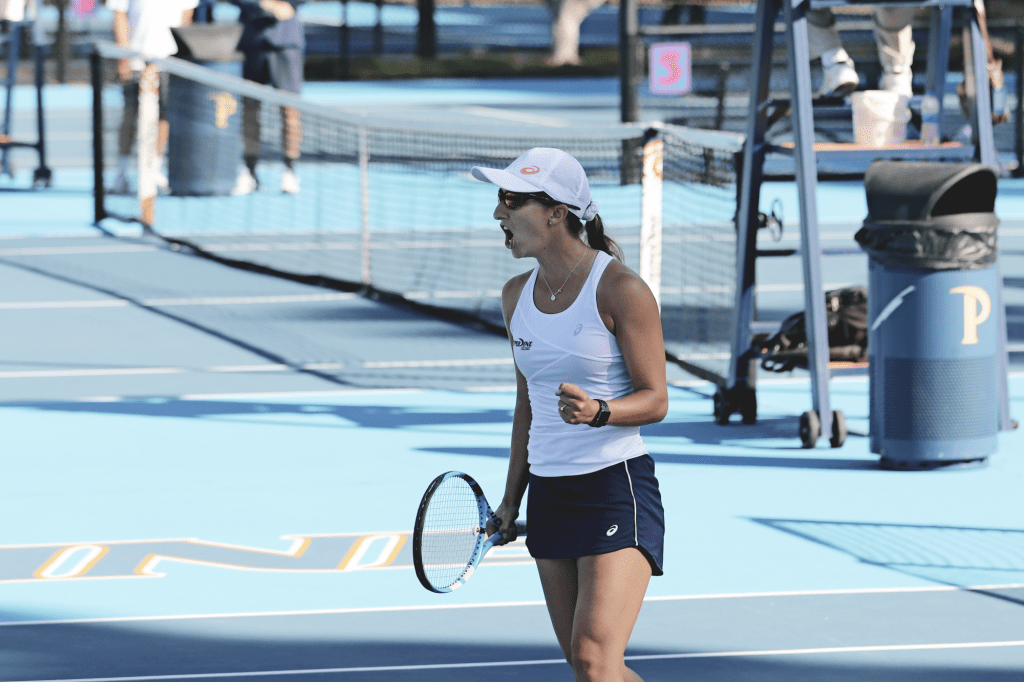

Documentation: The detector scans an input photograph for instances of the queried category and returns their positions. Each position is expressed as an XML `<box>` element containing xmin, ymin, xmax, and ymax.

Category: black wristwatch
<box><xmin>588</xmin><ymin>399</ymin><xmax>610</xmax><ymax>427</ymax></box>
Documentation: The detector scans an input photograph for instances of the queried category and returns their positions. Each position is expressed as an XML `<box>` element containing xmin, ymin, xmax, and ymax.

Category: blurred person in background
<box><xmin>545</xmin><ymin>0</ymin><xmax>606</xmax><ymax>66</ymax></box>
<box><xmin>230</xmin><ymin>0</ymin><xmax>304</xmax><ymax>195</ymax></box>
<box><xmin>109</xmin><ymin>0</ymin><xmax>198</xmax><ymax>194</ymax></box>
<box><xmin>808</xmin><ymin>6</ymin><xmax>916</xmax><ymax>98</ymax></box>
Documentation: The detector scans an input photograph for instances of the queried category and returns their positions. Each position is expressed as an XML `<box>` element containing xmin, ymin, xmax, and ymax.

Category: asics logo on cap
<box><xmin>519</xmin><ymin>166</ymin><xmax>540</xmax><ymax>175</ymax></box>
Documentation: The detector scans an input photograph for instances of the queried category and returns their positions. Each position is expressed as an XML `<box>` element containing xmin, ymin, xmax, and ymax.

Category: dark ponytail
<box><xmin>567</xmin><ymin>213</ymin><xmax>623</xmax><ymax>262</ymax></box>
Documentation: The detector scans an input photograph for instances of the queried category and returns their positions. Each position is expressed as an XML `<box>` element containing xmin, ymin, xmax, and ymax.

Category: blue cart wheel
<box><xmin>799</xmin><ymin>410</ymin><xmax>820</xmax><ymax>449</ymax></box>
<box><xmin>830</xmin><ymin>410</ymin><xmax>847</xmax><ymax>448</ymax></box>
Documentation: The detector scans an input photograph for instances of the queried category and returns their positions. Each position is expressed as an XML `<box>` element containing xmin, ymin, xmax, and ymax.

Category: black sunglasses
<box><xmin>498</xmin><ymin>188</ymin><xmax>580</xmax><ymax>211</ymax></box>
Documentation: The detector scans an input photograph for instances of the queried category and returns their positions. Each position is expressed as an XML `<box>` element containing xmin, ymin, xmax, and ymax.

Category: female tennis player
<box><xmin>472</xmin><ymin>148</ymin><xmax>668</xmax><ymax>682</ymax></box>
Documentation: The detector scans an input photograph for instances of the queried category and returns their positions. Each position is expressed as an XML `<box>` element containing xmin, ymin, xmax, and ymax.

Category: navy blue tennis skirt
<box><xmin>526</xmin><ymin>454</ymin><xmax>664</xmax><ymax>576</ymax></box>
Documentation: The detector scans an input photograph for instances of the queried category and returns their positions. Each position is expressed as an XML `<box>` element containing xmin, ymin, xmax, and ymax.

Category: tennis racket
<box><xmin>412</xmin><ymin>471</ymin><xmax>527</xmax><ymax>593</ymax></box>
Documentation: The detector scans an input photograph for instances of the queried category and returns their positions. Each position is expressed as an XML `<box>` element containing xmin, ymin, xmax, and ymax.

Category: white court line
<box><xmin>359</xmin><ymin>358</ymin><xmax>513</xmax><ymax>369</ymax></box>
<box><xmin>3</xmin><ymin>583</ymin><xmax>1021</xmax><ymax>628</ymax></box>
<box><xmin>0</xmin><ymin>358</ymin><xmax>513</xmax><ymax>380</ymax></box>
<box><xmin>449</xmin><ymin>105</ymin><xmax>570</xmax><ymax>128</ymax></box>
<box><xmin>6</xmin><ymin>640</ymin><xmax>1024</xmax><ymax>681</ymax></box>
<box><xmin>0</xmin><ymin>368</ymin><xmax>188</xmax><ymax>379</ymax></box>
<box><xmin>0</xmin><ymin>294</ymin><xmax>357</xmax><ymax>310</ymax></box>
<box><xmin>0</xmin><ymin>245</ymin><xmax>159</xmax><ymax>256</ymax></box>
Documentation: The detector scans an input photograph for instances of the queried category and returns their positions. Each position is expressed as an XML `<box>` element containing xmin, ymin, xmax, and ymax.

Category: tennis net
<box><xmin>91</xmin><ymin>41</ymin><xmax>742</xmax><ymax>386</ymax></box>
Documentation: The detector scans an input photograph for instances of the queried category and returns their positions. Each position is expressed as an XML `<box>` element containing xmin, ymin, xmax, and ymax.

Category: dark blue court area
<box><xmin>2</xmin><ymin>51</ymin><xmax>1024</xmax><ymax>682</ymax></box>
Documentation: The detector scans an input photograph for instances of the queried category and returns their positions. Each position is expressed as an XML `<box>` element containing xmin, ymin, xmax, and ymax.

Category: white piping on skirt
<box><xmin>624</xmin><ymin>459</ymin><xmax>638</xmax><ymax>547</ymax></box>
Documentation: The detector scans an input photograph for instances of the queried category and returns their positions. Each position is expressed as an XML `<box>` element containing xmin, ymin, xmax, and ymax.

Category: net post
<box><xmin>359</xmin><ymin>125</ymin><xmax>371</xmax><ymax>285</ymax></box>
<box><xmin>91</xmin><ymin>46</ymin><xmax>106</xmax><ymax>226</ymax></box>
<box><xmin>640</xmin><ymin>135</ymin><xmax>664</xmax><ymax>310</ymax></box>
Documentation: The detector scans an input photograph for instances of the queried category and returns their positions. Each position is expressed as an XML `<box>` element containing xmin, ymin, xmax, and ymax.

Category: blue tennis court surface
<box><xmin>3</xmin><ymin>76</ymin><xmax>1024</xmax><ymax>681</ymax></box>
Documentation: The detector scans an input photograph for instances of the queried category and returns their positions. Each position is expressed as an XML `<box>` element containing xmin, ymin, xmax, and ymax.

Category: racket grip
<box><xmin>514</xmin><ymin>520</ymin><xmax>527</xmax><ymax>537</ymax></box>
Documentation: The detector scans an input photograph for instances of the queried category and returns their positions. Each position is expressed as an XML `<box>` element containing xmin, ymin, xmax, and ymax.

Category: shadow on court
<box><xmin>752</xmin><ymin>518</ymin><xmax>1024</xmax><ymax>600</ymax></box>
<box><xmin>6</xmin><ymin>400</ymin><xmax>879</xmax><ymax>465</ymax></box>
<box><xmin>418</xmin><ymin>445</ymin><xmax>881</xmax><ymax>471</ymax></box>
<box><xmin>2</xmin><ymin>609</ymin><xmax>1022</xmax><ymax>682</ymax></box>
<box><xmin>3</xmin><ymin>399</ymin><xmax>514</xmax><ymax>430</ymax></box>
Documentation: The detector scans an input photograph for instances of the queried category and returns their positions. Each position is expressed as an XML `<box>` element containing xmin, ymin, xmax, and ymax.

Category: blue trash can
<box><xmin>166</xmin><ymin>24</ymin><xmax>244</xmax><ymax>196</ymax></box>
<box><xmin>856</xmin><ymin>162</ymin><xmax>1003</xmax><ymax>469</ymax></box>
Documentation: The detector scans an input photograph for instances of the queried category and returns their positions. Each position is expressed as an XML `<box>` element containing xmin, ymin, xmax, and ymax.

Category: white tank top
<box><xmin>510</xmin><ymin>251</ymin><xmax>647</xmax><ymax>477</ymax></box>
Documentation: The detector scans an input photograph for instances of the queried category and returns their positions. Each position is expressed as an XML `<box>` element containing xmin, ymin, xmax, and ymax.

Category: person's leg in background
<box><xmin>280</xmin><ymin>105</ymin><xmax>301</xmax><ymax>194</ymax></box>
<box><xmin>153</xmin><ymin>70</ymin><xmax>171</xmax><ymax>191</ymax></box>
<box><xmin>232</xmin><ymin>96</ymin><xmax>262</xmax><ymax>194</ymax></box>
<box><xmin>807</xmin><ymin>8</ymin><xmax>859</xmax><ymax>98</ymax></box>
<box><xmin>114</xmin><ymin>76</ymin><xmax>139</xmax><ymax>194</ymax></box>
<box><xmin>874</xmin><ymin>7</ymin><xmax>916</xmax><ymax>97</ymax></box>
<box><xmin>273</xmin><ymin>47</ymin><xmax>304</xmax><ymax>194</ymax></box>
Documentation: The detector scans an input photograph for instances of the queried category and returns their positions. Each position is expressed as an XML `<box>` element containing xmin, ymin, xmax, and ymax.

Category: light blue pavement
<box><xmin>2</xmin><ymin>377</ymin><xmax>1022</xmax><ymax>627</ymax></box>
<box><xmin>4</xmin><ymin>68</ymin><xmax>1024</xmax><ymax>682</ymax></box>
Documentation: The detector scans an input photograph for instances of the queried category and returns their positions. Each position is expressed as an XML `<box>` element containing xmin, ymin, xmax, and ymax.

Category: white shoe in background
<box><xmin>231</xmin><ymin>168</ymin><xmax>259</xmax><ymax>196</ymax></box>
<box><xmin>817</xmin><ymin>47</ymin><xmax>859</xmax><ymax>98</ymax></box>
<box><xmin>281</xmin><ymin>168</ymin><xmax>300</xmax><ymax>194</ymax></box>
<box><xmin>880</xmin><ymin>70</ymin><xmax>914</xmax><ymax>98</ymax></box>
<box><xmin>154</xmin><ymin>169</ymin><xmax>169</xmax><ymax>194</ymax></box>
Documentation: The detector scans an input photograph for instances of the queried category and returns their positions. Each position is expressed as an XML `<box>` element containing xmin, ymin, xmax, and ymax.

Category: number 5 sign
<box><xmin>649</xmin><ymin>43</ymin><xmax>692</xmax><ymax>96</ymax></box>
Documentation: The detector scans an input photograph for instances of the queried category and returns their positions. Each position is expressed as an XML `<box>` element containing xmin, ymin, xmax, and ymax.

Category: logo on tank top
<box><xmin>573</xmin><ymin>323</ymin><xmax>583</xmax><ymax>336</ymax></box>
<box><xmin>513</xmin><ymin>338</ymin><xmax>533</xmax><ymax>350</ymax></box>
<box><xmin>606</xmin><ymin>525</ymin><xmax>619</xmax><ymax>536</ymax></box>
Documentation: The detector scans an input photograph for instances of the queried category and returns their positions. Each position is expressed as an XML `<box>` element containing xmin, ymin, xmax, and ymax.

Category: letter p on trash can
<box><xmin>166</xmin><ymin>24</ymin><xmax>245</xmax><ymax>196</ymax></box>
<box><xmin>856</xmin><ymin>161</ymin><xmax>1006</xmax><ymax>470</ymax></box>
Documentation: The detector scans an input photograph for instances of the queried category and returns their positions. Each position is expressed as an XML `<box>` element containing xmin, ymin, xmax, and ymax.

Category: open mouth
<box><xmin>500</xmin><ymin>225</ymin><xmax>514</xmax><ymax>249</ymax></box>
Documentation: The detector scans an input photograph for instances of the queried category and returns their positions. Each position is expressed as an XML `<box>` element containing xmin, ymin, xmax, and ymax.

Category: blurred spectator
<box><xmin>545</xmin><ymin>0</ymin><xmax>606</xmax><ymax>67</ymax></box>
<box><xmin>109</xmin><ymin>0</ymin><xmax>198</xmax><ymax>195</ymax></box>
<box><xmin>809</xmin><ymin>7</ymin><xmax>915</xmax><ymax>98</ymax></box>
<box><xmin>194</xmin><ymin>0</ymin><xmax>215</xmax><ymax>23</ymax></box>
<box><xmin>230</xmin><ymin>0</ymin><xmax>304</xmax><ymax>195</ymax></box>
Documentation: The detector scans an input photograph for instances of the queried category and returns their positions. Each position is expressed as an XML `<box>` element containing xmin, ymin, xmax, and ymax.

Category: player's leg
<box><xmin>535</xmin><ymin>557</ymin><xmax>579</xmax><ymax>664</ymax></box>
<box><xmin>232</xmin><ymin>97</ymin><xmax>262</xmax><ymax>194</ymax></box>
<box><xmin>114</xmin><ymin>77</ymin><xmax>139</xmax><ymax>193</ymax></box>
<box><xmin>280</xmin><ymin>106</ymin><xmax>302</xmax><ymax>193</ymax></box>
<box><xmin>243</xmin><ymin>97</ymin><xmax>262</xmax><ymax>173</ymax></box>
<box><xmin>571</xmin><ymin>547</ymin><xmax>652</xmax><ymax>682</ymax></box>
<box><xmin>272</xmin><ymin>49</ymin><xmax>304</xmax><ymax>194</ymax></box>
<box><xmin>154</xmin><ymin>71</ymin><xmax>170</xmax><ymax>190</ymax></box>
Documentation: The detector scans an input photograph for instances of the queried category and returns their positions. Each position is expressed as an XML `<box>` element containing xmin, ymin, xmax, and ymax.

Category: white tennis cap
<box><xmin>471</xmin><ymin>147</ymin><xmax>599</xmax><ymax>221</ymax></box>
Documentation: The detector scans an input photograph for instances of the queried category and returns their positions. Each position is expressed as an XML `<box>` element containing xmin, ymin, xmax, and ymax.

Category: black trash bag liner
<box><xmin>757</xmin><ymin>287</ymin><xmax>868</xmax><ymax>373</ymax></box>
<box><xmin>855</xmin><ymin>214</ymin><xmax>999</xmax><ymax>271</ymax></box>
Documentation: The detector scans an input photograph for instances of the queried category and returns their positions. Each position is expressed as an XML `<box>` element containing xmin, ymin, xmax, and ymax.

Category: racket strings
<box><xmin>420</xmin><ymin>476</ymin><xmax>485</xmax><ymax>589</ymax></box>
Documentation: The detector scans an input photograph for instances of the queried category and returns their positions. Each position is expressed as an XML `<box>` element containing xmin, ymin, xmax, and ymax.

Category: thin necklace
<box><xmin>541</xmin><ymin>247</ymin><xmax>589</xmax><ymax>302</ymax></box>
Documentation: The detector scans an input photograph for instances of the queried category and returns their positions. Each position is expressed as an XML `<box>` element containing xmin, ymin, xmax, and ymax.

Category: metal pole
<box><xmin>91</xmin><ymin>48</ymin><xmax>106</xmax><ymax>225</ymax></box>
<box><xmin>417</xmin><ymin>0</ymin><xmax>436</xmax><ymax>59</ymax></box>
<box><xmin>374</xmin><ymin>0</ymin><xmax>384</xmax><ymax>55</ymax></box>
<box><xmin>34</xmin><ymin>42</ymin><xmax>50</xmax><ymax>186</ymax></box>
<box><xmin>2</xmin><ymin>20</ymin><xmax>20</xmax><ymax>177</ymax></box>
<box><xmin>56</xmin><ymin>0</ymin><xmax>68</xmax><ymax>84</ymax></box>
<box><xmin>340</xmin><ymin>0</ymin><xmax>350</xmax><ymax>80</ymax></box>
<box><xmin>619</xmin><ymin>0</ymin><xmax>639</xmax><ymax>123</ymax></box>
<box><xmin>728</xmin><ymin>0</ymin><xmax>777</xmax><ymax>400</ymax></box>
<box><xmin>1015</xmin><ymin>20</ymin><xmax>1023</xmax><ymax>177</ymax></box>
<box><xmin>359</xmin><ymin>126</ymin><xmax>371</xmax><ymax>286</ymax></box>
<box><xmin>783</xmin><ymin>0</ymin><xmax>832</xmax><ymax>440</ymax></box>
